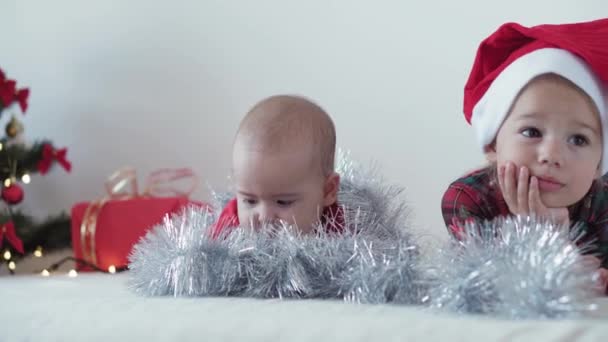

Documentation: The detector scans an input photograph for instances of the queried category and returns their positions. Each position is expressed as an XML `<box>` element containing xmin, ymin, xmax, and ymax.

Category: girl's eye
<box><xmin>569</xmin><ymin>134</ymin><xmax>589</xmax><ymax>147</ymax></box>
<box><xmin>521</xmin><ymin>127</ymin><xmax>541</xmax><ymax>138</ymax></box>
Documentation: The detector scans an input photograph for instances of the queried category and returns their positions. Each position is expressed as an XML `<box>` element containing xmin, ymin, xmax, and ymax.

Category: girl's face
<box><xmin>486</xmin><ymin>75</ymin><xmax>603</xmax><ymax>207</ymax></box>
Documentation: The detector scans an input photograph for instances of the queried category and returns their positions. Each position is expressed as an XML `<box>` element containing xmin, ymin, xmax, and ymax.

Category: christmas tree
<box><xmin>0</xmin><ymin>67</ymin><xmax>72</xmax><ymax>274</ymax></box>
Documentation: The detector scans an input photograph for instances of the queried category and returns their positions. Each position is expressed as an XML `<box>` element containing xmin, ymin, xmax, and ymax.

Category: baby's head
<box><xmin>232</xmin><ymin>95</ymin><xmax>340</xmax><ymax>233</ymax></box>
<box><xmin>464</xmin><ymin>19</ymin><xmax>608</xmax><ymax>207</ymax></box>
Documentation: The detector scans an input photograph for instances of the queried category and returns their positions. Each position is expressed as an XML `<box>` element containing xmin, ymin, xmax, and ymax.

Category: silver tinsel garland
<box><xmin>128</xmin><ymin>151</ymin><xmax>604</xmax><ymax>319</ymax></box>
<box><xmin>129</xmin><ymin>151</ymin><xmax>424</xmax><ymax>304</ymax></box>
<box><xmin>424</xmin><ymin>216</ymin><xmax>603</xmax><ymax>319</ymax></box>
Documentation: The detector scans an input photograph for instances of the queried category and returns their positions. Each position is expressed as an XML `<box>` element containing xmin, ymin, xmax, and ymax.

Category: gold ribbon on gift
<box><xmin>79</xmin><ymin>167</ymin><xmax>199</xmax><ymax>267</ymax></box>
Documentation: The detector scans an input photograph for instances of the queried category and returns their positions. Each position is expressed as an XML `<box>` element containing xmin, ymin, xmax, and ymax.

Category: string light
<box><xmin>3</xmin><ymin>250</ymin><xmax>11</xmax><ymax>260</ymax></box>
<box><xmin>8</xmin><ymin>261</ymin><xmax>16</xmax><ymax>270</ymax></box>
<box><xmin>39</xmin><ymin>256</ymin><xmax>128</xmax><ymax>277</ymax></box>
<box><xmin>3</xmin><ymin>178</ymin><xmax>10</xmax><ymax>187</ymax></box>
<box><xmin>21</xmin><ymin>174</ymin><xmax>31</xmax><ymax>184</ymax></box>
<box><xmin>41</xmin><ymin>269</ymin><xmax>50</xmax><ymax>277</ymax></box>
<box><xmin>34</xmin><ymin>246</ymin><xmax>43</xmax><ymax>258</ymax></box>
<box><xmin>0</xmin><ymin>142</ymin><xmax>3</xmax><ymax>151</ymax></box>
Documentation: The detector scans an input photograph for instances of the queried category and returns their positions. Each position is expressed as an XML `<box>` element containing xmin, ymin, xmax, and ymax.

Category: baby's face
<box><xmin>488</xmin><ymin>76</ymin><xmax>602</xmax><ymax>207</ymax></box>
<box><xmin>232</xmin><ymin>144</ymin><xmax>332</xmax><ymax>233</ymax></box>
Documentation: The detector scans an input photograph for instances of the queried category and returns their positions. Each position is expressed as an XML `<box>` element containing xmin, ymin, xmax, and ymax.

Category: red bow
<box><xmin>0</xmin><ymin>79</ymin><xmax>29</xmax><ymax>113</ymax></box>
<box><xmin>38</xmin><ymin>143</ymin><xmax>72</xmax><ymax>175</ymax></box>
<box><xmin>14</xmin><ymin>87</ymin><xmax>29</xmax><ymax>113</ymax></box>
<box><xmin>0</xmin><ymin>80</ymin><xmax>16</xmax><ymax>108</ymax></box>
<box><xmin>0</xmin><ymin>221</ymin><xmax>24</xmax><ymax>254</ymax></box>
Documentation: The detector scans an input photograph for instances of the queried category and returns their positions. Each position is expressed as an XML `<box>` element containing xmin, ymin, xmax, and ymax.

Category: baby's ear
<box><xmin>323</xmin><ymin>172</ymin><xmax>340</xmax><ymax>207</ymax></box>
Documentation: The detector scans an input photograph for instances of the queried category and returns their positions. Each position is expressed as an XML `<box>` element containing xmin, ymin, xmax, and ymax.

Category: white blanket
<box><xmin>1</xmin><ymin>273</ymin><xmax>607</xmax><ymax>342</ymax></box>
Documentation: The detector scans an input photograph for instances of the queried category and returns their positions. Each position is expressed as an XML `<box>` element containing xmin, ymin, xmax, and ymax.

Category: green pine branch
<box><xmin>0</xmin><ymin>140</ymin><xmax>53</xmax><ymax>180</ymax></box>
<box><xmin>2</xmin><ymin>211</ymin><xmax>71</xmax><ymax>256</ymax></box>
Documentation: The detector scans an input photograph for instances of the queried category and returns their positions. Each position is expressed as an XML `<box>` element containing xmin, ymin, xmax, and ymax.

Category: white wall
<box><xmin>1</xmin><ymin>0</ymin><xmax>605</xmax><ymax>242</ymax></box>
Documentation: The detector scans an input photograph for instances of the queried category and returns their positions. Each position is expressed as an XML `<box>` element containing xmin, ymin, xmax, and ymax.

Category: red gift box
<box><xmin>71</xmin><ymin>197</ymin><xmax>202</xmax><ymax>271</ymax></box>
<box><xmin>71</xmin><ymin>168</ymin><xmax>205</xmax><ymax>271</ymax></box>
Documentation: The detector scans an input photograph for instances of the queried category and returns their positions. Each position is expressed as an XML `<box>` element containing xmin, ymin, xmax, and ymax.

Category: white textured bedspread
<box><xmin>1</xmin><ymin>273</ymin><xmax>607</xmax><ymax>342</ymax></box>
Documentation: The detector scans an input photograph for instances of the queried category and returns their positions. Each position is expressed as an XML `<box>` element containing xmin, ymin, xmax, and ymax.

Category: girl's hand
<box><xmin>498</xmin><ymin>162</ymin><xmax>569</xmax><ymax>226</ymax></box>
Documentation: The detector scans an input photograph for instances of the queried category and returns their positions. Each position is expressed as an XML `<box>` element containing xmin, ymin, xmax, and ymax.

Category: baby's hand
<box><xmin>498</xmin><ymin>162</ymin><xmax>569</xmax><ymax>226</ymax></box>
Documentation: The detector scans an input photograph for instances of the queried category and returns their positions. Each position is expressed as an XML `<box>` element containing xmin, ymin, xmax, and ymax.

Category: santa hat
<box><xmin>464</xmin><ymin>18</ymin><xmax>608</xmax><ymax>173</ymax></box>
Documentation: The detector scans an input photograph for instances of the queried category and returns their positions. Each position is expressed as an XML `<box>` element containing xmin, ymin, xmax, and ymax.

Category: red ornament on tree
<box><xmin>2</xmin><ymin>183</ymin><xmax>24</xmax><ymax>205</ymax></box>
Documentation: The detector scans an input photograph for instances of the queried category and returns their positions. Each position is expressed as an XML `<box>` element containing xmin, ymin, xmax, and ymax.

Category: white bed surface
<box><xmin>1</xmin><ymin>273</ymin><xmax>607</xmax><ymax>342</ymax></box>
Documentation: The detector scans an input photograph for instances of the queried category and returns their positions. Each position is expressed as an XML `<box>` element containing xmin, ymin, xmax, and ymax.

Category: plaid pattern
<box><xmin>442</xmin><ymin>167</ymin><xmax>608</xmax><ymax>269</ymax></box>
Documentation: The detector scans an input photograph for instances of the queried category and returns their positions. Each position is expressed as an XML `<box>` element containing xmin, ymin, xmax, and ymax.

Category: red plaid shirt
<box><xmin>212</xmin><ymin>198</ymin><xmax>345</xmax><ymax>238</ymax></box>
<box><xmin>442</xmin><ymin>167</ymin><xmax>608</xmax><ymax>270</ymax></box>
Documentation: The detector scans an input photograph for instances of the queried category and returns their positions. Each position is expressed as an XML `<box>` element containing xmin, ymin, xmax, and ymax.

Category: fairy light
<box><xmin>34</xmin><ymin>246</ymin><xmax>43</xmax><ymax>257</ymax></box>
<box><xmin>68</xmin><ymin>269</ymin><xmax>78</xmax><ymax>278</ymax></box>
<box><xmin>3</xmin><ymin>250</ymin><xmax>11</xmax><ymax>260</ymax></box>
<box><xmin>108</xmin><ymin>265</ymin><xmax>116</xmax><ymax>274</ymax></box>
<box><xmin>21</xmin><ymin>174</ymin><xmax>31</xmax><ymax>184</ymax></box>
<box><xmin>8</xmin><ymin>261</ymin><xmax>16</xmax><ymax>270</ymax></box>
<box><xmin>41</xmin><ymin>269</ymin><xmax>50</xmax><ymax>277</ymax></box>
<box><xmin>3</xmin><ymin>178</ymin><xmax>10</xmax><ymax>187</ymax></box>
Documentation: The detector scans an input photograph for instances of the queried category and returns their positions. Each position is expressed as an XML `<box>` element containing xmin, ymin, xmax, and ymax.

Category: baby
<box><xmin>213</xmin><ymin>95</ymin><xmax>342</xmax><ymax>236</ymax></box>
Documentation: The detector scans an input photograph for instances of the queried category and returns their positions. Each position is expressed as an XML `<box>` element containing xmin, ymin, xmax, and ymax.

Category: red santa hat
<box><xmin>464</xmin><ymin>18</ymin><xmax>608</xmax><ymax>173</ymax></box>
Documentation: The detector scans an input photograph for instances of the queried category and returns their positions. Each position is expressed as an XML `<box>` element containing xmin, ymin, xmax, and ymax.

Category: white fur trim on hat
<box><xmin>471</xmin><ymin>48</ymin><xmax>608</xmax><ymax>174</ymax></box>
